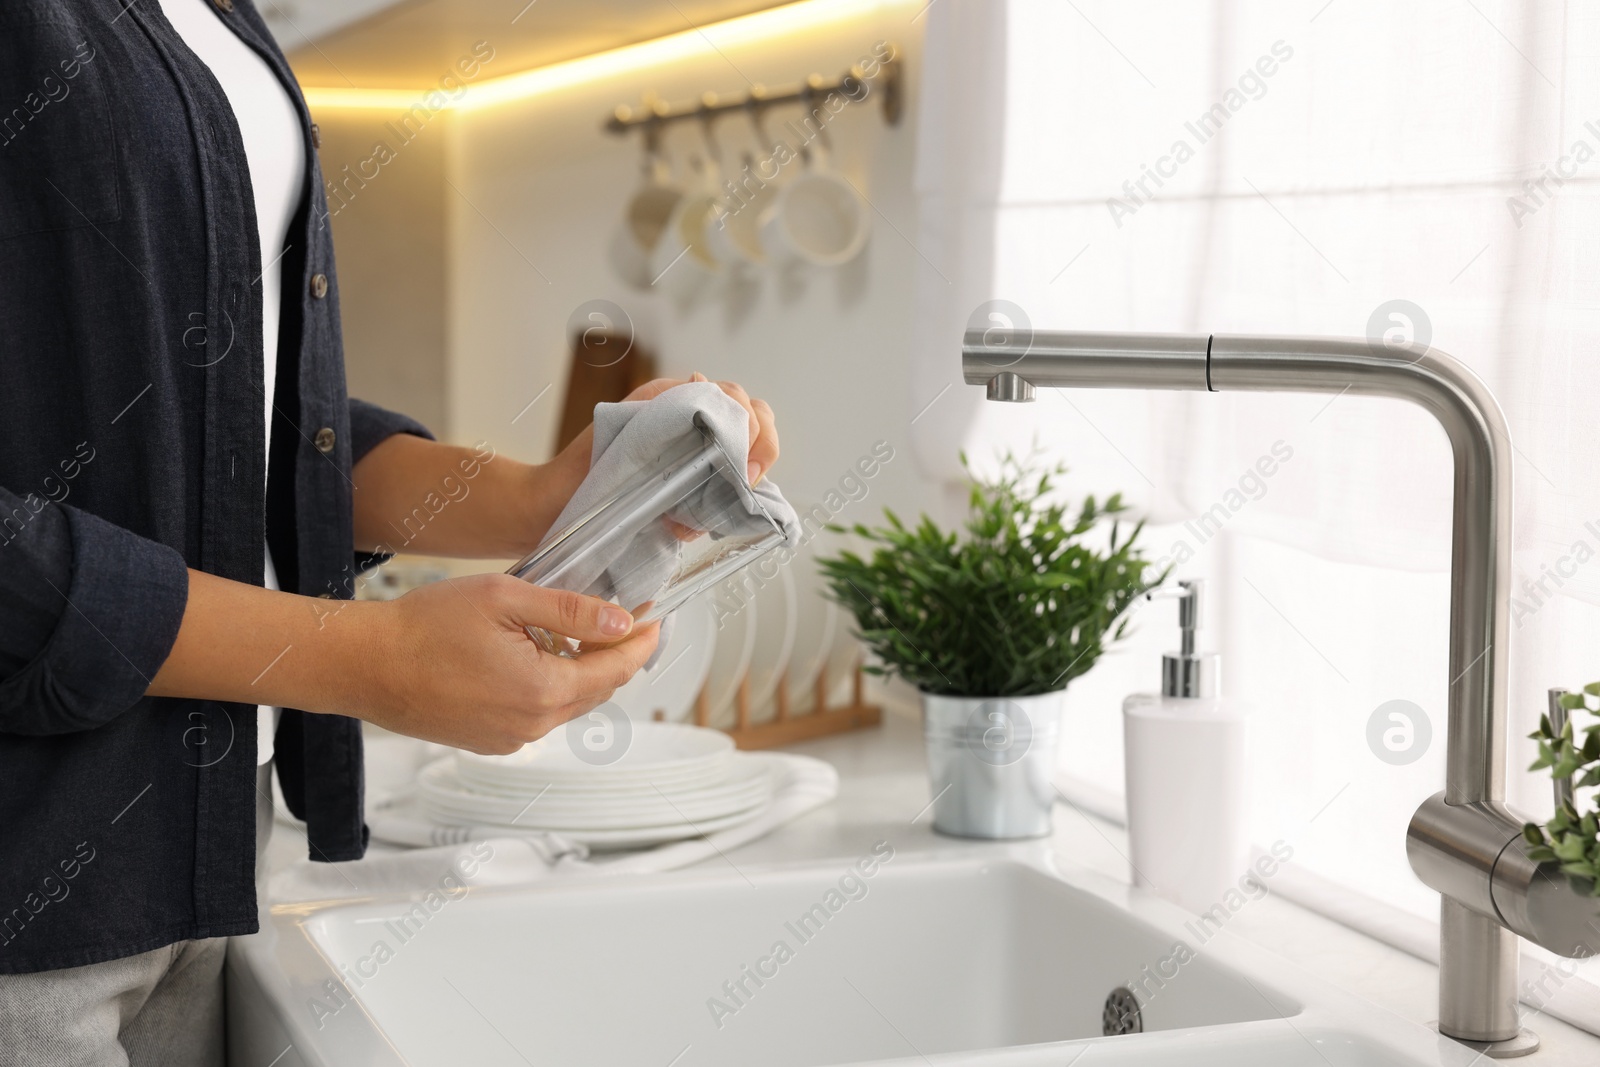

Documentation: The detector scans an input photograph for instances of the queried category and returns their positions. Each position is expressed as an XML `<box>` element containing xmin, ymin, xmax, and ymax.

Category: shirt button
<box><xmin>314</xmin><ymin>427</ymin><xmax>336</xmax><ymax>454</ymax></box>
<box><xmin>310</xmin><ymin>273</ymin><xmax>329</xmax><ymax>299</ymax></box>
<box><xmin>317</xmin><ymin>592</ymin><xmax>336</xmax><ymax>600</ymax></box>
<box><xmin>310</xmin><ymin>123</ymin><xmax>322</xmax><ymax>150</ymax></box>
<box><xmin>212</xmin><ymin>0</ymin><xmax>234</xmax><ymax>10</ymax></box>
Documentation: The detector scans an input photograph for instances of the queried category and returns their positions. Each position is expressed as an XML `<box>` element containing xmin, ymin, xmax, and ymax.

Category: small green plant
<box><xmin>817</xmin><ymin>450</ymin><xmax>1164</xmax><ymax>698</ymax></box>
<box><xmin>1522</xmin><ymin>683</ymin><xmax>1600</xmax><ymax>895</ymax></box>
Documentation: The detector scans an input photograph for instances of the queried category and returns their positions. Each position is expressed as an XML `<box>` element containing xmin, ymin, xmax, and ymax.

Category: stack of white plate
<box><xmin>416</xmin><ymin>723</ymin><xmax>773</xmax><ymax>850</ymax></box>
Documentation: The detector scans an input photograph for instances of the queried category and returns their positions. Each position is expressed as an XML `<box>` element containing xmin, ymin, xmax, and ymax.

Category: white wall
<box><xmin>263</xmin><ymin>0</ymin><xmax>405</xmax><ymax>49</ymax></box>
<box><xmin>444</xmin><ymin>3</ymin><xmax>926</xmax><ymax>489</ymax></box>
<box><xmin>319</xmin><ymin>110</ymin><xmax>451</xmax><ymax>436</ymax></box>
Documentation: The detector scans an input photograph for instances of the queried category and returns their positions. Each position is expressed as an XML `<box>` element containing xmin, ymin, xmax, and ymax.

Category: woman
<box><xmin>0</xmin><ymin>1</ymin><xmax>779</xmax><ymax>1062</ymax></box>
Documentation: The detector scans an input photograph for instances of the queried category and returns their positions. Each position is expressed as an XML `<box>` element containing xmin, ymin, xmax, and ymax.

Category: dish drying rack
<box><xmin>672</xmin><ymin>656</ymin><xmax>880</xmax><ymax>750</ymax></box>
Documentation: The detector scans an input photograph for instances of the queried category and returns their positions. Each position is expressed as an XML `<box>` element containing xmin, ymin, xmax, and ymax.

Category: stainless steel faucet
<box><xmin>962</xmin><ymin>330</ymin><xmax>1600</xmax><ymax>1057</ymax></box>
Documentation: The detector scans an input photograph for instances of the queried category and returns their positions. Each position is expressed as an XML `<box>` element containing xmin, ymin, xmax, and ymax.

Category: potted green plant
<box><xmin>1522</xmin><ymin>684</ymin><xmax>1600</xmax><ymax>896</ymax></box>
<box><xmin>819</xmin><ymin>450</ymin><xmax>1163</xmax><ymax>839</ymax></box>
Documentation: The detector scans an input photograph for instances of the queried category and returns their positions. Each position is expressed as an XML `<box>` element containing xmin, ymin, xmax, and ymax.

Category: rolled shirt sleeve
<box><xmin>0</xmin><ymin>489</ymin><xmax>189</xmax><ymax>735</ymax></box>
<box><xmin>347</xmin><ymin>397</ymin><xmax>433</xmax><ymax>465</ymax></box>
<box><xmin>347</xmin><ymin>398</ymin><xmax>435</xmax><ymax>573</ymax></box>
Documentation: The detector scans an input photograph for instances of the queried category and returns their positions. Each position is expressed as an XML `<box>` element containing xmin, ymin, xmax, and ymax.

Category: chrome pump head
<box><xmin>1147</xmin><ymin>579</ymin><xmax>1218</xmax><ymax>700</ymax></box>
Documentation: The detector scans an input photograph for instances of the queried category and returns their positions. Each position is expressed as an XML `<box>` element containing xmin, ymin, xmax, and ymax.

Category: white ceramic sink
<box><xmin>229</xmin><ymin>847</ymin><xmax>1482</xmax><ymax>1066</ymax></box>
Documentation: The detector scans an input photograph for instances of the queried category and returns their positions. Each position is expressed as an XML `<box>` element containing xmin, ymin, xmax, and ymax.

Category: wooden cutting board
<box><xmin>553</xmin><ymin>328</ymin><xmax>657</xmax><ymax>452</ymax></box>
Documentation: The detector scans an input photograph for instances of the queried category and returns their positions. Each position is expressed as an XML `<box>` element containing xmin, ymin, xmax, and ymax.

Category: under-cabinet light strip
<box><xmin>300</xmin><ymin>0</ymin><xmax>916</xmax><ymax>114</ymax></box>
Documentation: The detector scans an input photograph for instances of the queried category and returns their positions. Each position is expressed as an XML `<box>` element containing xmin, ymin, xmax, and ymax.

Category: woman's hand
<box><xmin>624</xmin><ymin>372</ymin><xmax>781</xmax><ymax>485</ymax></box>
<box><xmin>149</xmin><ymin>570</ymin><xmax>660</xmax><ymax>756</ymax></box>
<box><xmin>367</xmin><ymin>575</ymin><xmax>660</xmax><ymax>754</ymax></box>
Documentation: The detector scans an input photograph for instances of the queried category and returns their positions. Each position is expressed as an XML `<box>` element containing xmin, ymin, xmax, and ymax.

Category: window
<box><xmin>910</xmin><ymin>0</ymin><xmax>1600</xmax><ymax>1014</ymax></box>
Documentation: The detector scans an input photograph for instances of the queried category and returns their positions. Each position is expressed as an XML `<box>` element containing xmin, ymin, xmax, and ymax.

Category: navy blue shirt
<box><xmin>0</xmin><ymin>0</ymin><xmax>426</xmax><ymax>972</ymax></box>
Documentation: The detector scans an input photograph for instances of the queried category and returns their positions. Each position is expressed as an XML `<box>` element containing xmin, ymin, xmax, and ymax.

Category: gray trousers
<box><xmin>0</xmin><ymin>763</ymin><xmax>275</xmax><ymax>1067</ymax></box>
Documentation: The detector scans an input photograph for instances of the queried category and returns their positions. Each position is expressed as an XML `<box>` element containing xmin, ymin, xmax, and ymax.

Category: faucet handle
<box><xmin>1548</xmin><ymin>688</ymin><xmax>1577</xmax><ymax>812</ymax></box>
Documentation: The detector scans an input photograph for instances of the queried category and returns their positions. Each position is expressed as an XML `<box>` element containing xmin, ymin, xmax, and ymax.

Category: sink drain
<box><xmin>1102</xmin><ymin>987</ymin><xmax>1143</xmax><ymax>1036</ymax></box>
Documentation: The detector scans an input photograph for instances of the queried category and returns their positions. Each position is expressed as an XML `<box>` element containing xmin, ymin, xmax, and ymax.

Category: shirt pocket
<box><xmin>0</xmin><ymin>23</ymin><xmax>120</xmax><ymax>241</ymax></box>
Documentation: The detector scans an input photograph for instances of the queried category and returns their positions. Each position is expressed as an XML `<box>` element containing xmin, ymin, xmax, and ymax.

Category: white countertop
<box><xmin>262</xmin><ymin>704</ymin><xmax>1600</xmax><ymax>1063</ymax></box>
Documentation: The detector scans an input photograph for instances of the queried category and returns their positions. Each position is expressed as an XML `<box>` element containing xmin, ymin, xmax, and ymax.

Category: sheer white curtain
<box><xmin>911</xmin><ymin>0</ymin><xmax>1600</xmax><ymax>934</ymax></box>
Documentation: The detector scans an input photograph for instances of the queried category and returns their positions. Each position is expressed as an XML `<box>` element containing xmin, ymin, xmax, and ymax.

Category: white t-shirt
<box><xmin>161</xmin><ymin>0</ymin><xmax>306</xmax><ymax>765</ymax></box>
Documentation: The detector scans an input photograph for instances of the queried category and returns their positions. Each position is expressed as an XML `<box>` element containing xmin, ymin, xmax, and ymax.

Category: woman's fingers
<box><xmin>549</xmin><ymin>623</ymin><xmax>661</xmax><ymax>704</ymax></box>
<box><xmin>713</xmin><ymin>379</ymin><xmax>775</xmax><ymax>483</ymax></box>
<box><xmin>747</xmin><ymin>397</ymin><xmax>779</xmax><ymax>484</ymax></box>
<box><xmin>621</xmin><ymin>375</ymin><xmax>780</xmax><ymax>484</ymax></box>
<box><xmin>712</xmin><ymin>379</ymin><xmax>759</xmax><ymax>443</ymax></box>
<box><xmin>368</xmin><ymin>575</ymin><xmax>667</xmax><ymax>754</ymax></box>
<box><xmin>496</xmin><ymin>579</ymin><xmax>636</xmax><ymax>642</ymax></box>
<box><xmin>624</xmin><ymin>377</ymin><xmax>684</xmax><ymax>402</ymax></box>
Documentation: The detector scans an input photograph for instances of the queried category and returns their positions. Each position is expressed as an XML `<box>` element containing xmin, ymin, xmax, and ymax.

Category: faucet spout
<box><xmin>962</xmin><ymin>329</ymin><xmax>1211</xmax><ymax>392</ymax></box>
<box><xmin>965</xmin><ymin>329</ymin><xmax>1510</xmax><ymax>803</ymax></box>
<box><xmin>1206</xmin><ymin>335</ymin><xmax>1513</xmax><ymax>809</ymax></box>
<box><xmin>960</xmin><ymin>327</ymin><xmax>1583</xmax><ymax>1055</ymax></box>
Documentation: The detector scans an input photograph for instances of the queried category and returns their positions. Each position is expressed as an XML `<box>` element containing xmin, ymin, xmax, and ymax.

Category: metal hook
<box><xmin>744</xmin><ymin>83</ymin><xmax>778</xmax><ymax>155</ymax></box>
<box><xmin>641</xmin><ymin>119</ymin><xmax>664</xmax><ymax>180</ymax></box>
<box><xmin>799</xmin><ymin>73</ymin><xmax>834</xmax><ymax>163</ymax></box>
<box><xmin>619</xmin><ymin>97</ymin><xmax>671</xmax><ymax>184</ymax></box>
<box><xmin>697</xmin><ymin>92</ymin><xmax>724</xmax><ymax>167</ymax></box>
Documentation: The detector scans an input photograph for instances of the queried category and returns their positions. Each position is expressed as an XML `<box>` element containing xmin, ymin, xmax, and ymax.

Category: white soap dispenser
<box><xmin>1122</xmin><ymin>579</ymin><xmax>1249</xmax><ymax>914</ymax></box>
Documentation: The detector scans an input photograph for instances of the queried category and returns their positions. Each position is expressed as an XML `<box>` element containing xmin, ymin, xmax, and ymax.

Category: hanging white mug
<box><xmin>759</xmin><ymin>138</ymin><xmax>869</xmax><ymax>268</ymax></box>
<box><xmin>649</xmin><ymin>155</ymin><xmax>726</xmax><ymax>297</ymax></box>
<box><xmin>705</xmin><ymin>141</ymin><xmax>773</xmax><ymax>273</ymax></box>
<box><xmin>609</xmin><ymin>148</ymin><xmax>683</xmax><ymax>290</ymax></box>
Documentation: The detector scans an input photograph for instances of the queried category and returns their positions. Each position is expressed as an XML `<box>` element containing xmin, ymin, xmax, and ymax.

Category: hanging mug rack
<box><xmin>603</xmin><ymin>44</ymin><xmax>900</xmax><ymax>284</ymax></box>
<box><xmin>602</xmin><ymin>45</ymin><xmax>903</xmax><ymax>139</ymax></box>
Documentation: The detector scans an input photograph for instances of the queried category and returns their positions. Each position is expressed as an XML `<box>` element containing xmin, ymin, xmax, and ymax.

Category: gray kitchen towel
<box><xmin>534</xmin><ymin>381</ymin><xmax>800</xmax><ymax>622</ymax></box>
